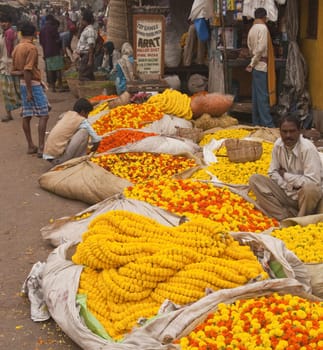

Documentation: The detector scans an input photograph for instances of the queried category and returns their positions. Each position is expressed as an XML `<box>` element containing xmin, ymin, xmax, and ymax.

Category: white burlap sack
<box><xmin>39</xmin><ymin>156</ymin><xmax>132</xmax><ymax>205</ymax></box>
<box><xmin>41</xmin><ymin>195</ymin><xmax>182</xmax><ymax>247</ymax></box>
<box><xmin>164</xmin><ymin>75</ymin><xmax>181</xmax><ymax>90</ymax></box>
<box><xmin>42</xmin><ymin>243</ymin><xmax>314</xmax><ymax>350</ymax></box>
<box><xmin>107</xmin><ymin>135</ymin><xmax>201</xmax><ymax>155</ymax></box>
<box><xmin>231</xmin><ymin>232</ymin><xmax>312</xmax><ymax>293</ymax></box>
<box><xmin>142</xmin><ymin>114</ymin><xmax>193</xmax><ymax>135</ymax></box>
<box><xmin>188</xmin><ymin>74</ymin><xmax>208</xmax><ymax>94</ymax></box>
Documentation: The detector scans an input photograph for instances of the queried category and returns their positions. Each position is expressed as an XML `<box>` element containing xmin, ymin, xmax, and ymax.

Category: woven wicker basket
<box><xmin>175</xmin><ymin>127</ymin><xmax>204</xmax><ymax>143</ymax></box>
<box><xmin>66</xmin><ymin>78</ymin><xmax>79</xmax><ymax>98</ymax></box>
<box><xmin>225</xmin><ymin>138</ymin><xmax>263</xmax><ymax>163</ymax></box>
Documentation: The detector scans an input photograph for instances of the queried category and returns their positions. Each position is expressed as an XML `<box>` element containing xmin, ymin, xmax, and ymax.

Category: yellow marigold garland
<box><xmin>123</xmin><ymin>178</ymin><xmax>278</xmax><ymax>231</ymax></box>
<box><xmin>73</xmin><ymin>210</ymin><xmax>268</xmax><ymax>339</ymax></box>
<box><xmin>271</xmin><ymin>222</ymin><xmax>323</xmax><ymax>263</ymax></box>
<box><xmin>147</xmin><ymin>89</ymin><xmax>193</xmax><ymax>120</ymax></box>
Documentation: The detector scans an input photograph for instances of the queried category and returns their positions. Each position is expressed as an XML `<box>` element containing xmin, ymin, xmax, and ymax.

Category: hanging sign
<box><xmin>133</xmin><ymin>14</ymin><xmax>165</xmax><ymax>79</ymax></box>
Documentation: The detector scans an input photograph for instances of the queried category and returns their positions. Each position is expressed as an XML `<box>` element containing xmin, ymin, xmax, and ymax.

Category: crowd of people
<box><xmin>0</xmin><ymin>4</ymin><xmax>135</xmax><ymax>154</ymax></box>
<box><xmin>0</xmin><ymin>5</ymin><xmax>322</xmax><ymax>221</ymax></box>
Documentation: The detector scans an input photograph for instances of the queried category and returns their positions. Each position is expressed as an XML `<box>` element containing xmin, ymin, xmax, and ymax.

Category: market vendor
<box><xmin>43</xmin><ymin>98</ymin><xmax>102</xmax><ymax>166</ymax></box>
<box><xmin>249</xmin><ymin>114</ymin><xmax>323</xmax><ymax>221</ymax></box>
<box><xmin>115</xmin><ymin>42</ymin><xmax>134</xmax><ymax>95</ymax></box>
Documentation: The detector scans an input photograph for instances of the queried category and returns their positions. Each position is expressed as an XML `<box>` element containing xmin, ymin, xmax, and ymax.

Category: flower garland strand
<box><xmin>73</xmin><ymin>210</ymin><xmax>268</xmax><ymax>339</ymax></box>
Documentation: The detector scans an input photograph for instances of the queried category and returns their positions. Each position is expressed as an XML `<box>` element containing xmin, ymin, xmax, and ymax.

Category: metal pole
<box><xmin>220</xmin><ymin>3</ymin><xmax>228</xmax><ymax>94</ymax></box>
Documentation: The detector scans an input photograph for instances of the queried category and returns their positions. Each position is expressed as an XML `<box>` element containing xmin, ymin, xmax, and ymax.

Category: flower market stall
<box><xmin>29</xmin><ymin>86</ymin><xmax>323</xmax><ymax>349</ymax></box>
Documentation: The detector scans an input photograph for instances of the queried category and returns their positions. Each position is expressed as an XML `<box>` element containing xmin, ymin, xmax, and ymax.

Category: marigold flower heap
<box><xmin>97</xmin><ymin>130</ymin><xmax>157</xmax><ymax>153</ymax></box>
<box><xmin>195</xmin><ymin>128</ymin><xmax>273</xmax><ymax>184</ymax></box>
<box><xmin>193</xmin><ymin>141</ymin><xmax>273</xmax><ymax>184</ymax></box>
<box><xmin>91</xmin><ymin>153</ymin><xmax>197</xmax><ymax>183</ymax></box>
<box><xmin>199</xmin><ymin>128</ymin><xmax>251</xmax><ymax>146</ymax></box>
<box><xmin>175</xmin><ymin>292</ymin><xmax>323</xmax><ymax>350</ymax></box>
<box><xmin>271</xmin><ymin>222</ymin><xmax>323</xmax><ymax>263</ymax></box>
<box><xmin>72</xmin><ymin>210</ymin><xmax>268</xmax><ymax>340</ymax></box>
<box><xmin>147</xmin><ymin>88</ymin><xmax>193</xmax><ymax>120</ymax></box>
<box><xmin>92</xmin><ymin>103</ymin><xmax>163</xmax><ymax>135</ymax></box>
<box><xmin>124</xmin><ymin>179</ymin><xmax>278</xmax><ymax>232</ymax></box>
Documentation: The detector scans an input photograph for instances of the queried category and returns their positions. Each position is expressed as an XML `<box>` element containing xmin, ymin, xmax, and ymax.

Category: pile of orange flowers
<box><xmin>92</xmin><ymin>103</ymin><xmax>163</xmax><ymax>135</ymax></box>
<box><xmin>124</xmin><ymin>178</ymin><xmax>278</xmax><ymax>231</ymax></box>
<box><xmin>175</xmin><ymin>293</ymin><xmax>323</xmax><ymax>350</ymax></box>
<box><xmin>97</xmin><ymin>130</ymin><xmax>157</xmax><ymax>153</ymax></box>
<box><xmin>91</xmin><ymin>153</ymin><xmax>197</xmax><ymax>183</ymax></box>
<box><xmin>88</xmin><ymin>94</ymin><xmax>117</xmax><ymax>103</ymax></box>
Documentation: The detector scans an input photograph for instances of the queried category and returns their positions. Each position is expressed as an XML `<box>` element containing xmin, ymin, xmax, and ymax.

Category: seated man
<box><xmin>43</xmin><ymin>98</ymin><xmax>101</xmax><ymax>165</ymax></box>
<box><xmin>249</xmin><ymin>114</ymin><xmax>323</xmax><ymax>221</ymax></box>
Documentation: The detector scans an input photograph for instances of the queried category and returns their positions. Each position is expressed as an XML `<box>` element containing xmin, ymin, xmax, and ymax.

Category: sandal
<box><xmin>37</xmin><ymin>152</ymin><xmax>43</xmax><ymax>158</ymax></box>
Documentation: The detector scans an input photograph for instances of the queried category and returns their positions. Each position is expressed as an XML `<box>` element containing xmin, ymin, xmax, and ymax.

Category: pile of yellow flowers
<box><xmin>72</xmin><ymin>210</ymin><xmax>268</xmax><ymax>339</ymax></box>
<box><xmin>175</xmin><ymin>293</ymin><xmax>323</xmax><ymax>350</ymax></box>
<box><xmin>271</xmin><ymin>223</ymin><xmax>323</xmax><ymax>263</ymax></box>
<box><xmin>199</xmin><ymin>128</ymin><xmax>251</xmax><ymax>146</ymax></box>
<box><xmin>88</xmin><ymin>101</ymin><xmax>109</xmax><ymax>117</ymax></box>
<box><xmin>92</xmin><ymin>103</ymin><xmax>163</xmax><ymax>135</ymax></box>
<box><xmin>147</xmin><ymin>89</ymin><xmax>193</xmax><ymax>120</ymax></box>
<box><xmin>124</xmin><ymin>179</ymin><xmax>278</xmax><ymax>232</ymax></box>
<box><xmin>91</xmin><ymin>152</ymin><xmax>197</xmax><ymax>183</ymax></box>
<box><xmin>193</xmin><ymin>141</ymin><xmax>273</xmax><ymax>184</ymax></box>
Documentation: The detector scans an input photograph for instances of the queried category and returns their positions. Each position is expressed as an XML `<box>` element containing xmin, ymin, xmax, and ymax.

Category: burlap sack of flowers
<box><xmin>224</xmin><ymin>138</ymin><xmax>263</xmax><ymax>163</ymax></box>
<box><xmin>193</xmin><ymin>113</ymin><xmax>238</xmax><ymax>131</ymax></box>
<box><xmin>39</xmin><ymin>156</ymin><xmax>132</xmax><ymax>205</ymax></box>
<box><xmin>247</xmin><ymin>127</ymin><xmax>281</xmax><ymax>143</ymax></box>
<box><xmin>41</xmin><ymin>243</ymin><xmax>316</xmax><ymax>350</ymax></box>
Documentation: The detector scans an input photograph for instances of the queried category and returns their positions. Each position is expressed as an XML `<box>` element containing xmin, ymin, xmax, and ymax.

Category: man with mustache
<box><xmin>249</xmin><ymin>114</ymin><xmax>323</xmax><ymax>221</ymax></box>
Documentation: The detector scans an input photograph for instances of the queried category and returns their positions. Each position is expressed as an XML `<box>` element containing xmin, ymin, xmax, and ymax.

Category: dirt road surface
<box><xmin>0</xmin><ymin>82</ymin><xmax>86</xmax><ymax>348</ymax></box>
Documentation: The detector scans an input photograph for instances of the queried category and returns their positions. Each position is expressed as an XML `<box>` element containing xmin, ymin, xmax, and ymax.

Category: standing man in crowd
<box><xmin>0</xmin><ymin>14</ymin><xmax>21</xmax><ymax>122</ymax></box>
<box><xmin>75</xmin><ymin>9</ymin><xmax>97</xmax><ymax>81</ymax></box>
<box><xmin>39</xmin><ymin>14</ymin><xmax>65</xmax><ymax>93</ymax></box>
<box><xmin>249</xmin><ymin>114</ymin><xmax>323</xmax><ymax>221</ymax></box>
<box><xmin>246</xmin><ymin>7</ymin><xmax>275</xmax><ymax>128</ymax></box>
<box><xmin>11</xmin><ymin>21</ymin><xmax>49</xmax><ymax>157</ymax></box>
